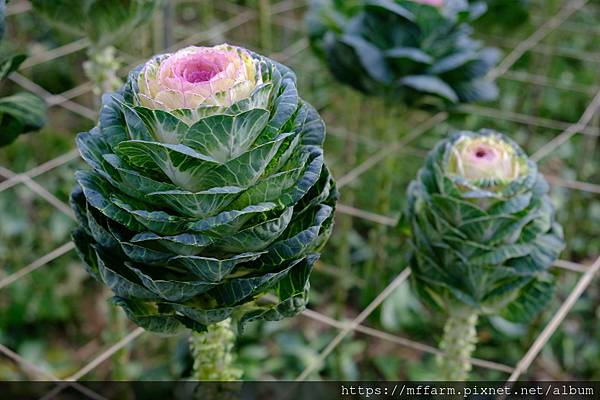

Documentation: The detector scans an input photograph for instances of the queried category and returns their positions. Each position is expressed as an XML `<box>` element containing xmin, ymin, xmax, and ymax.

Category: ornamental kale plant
<box><xmin>0</xmin><ymin>0</ymin><xmax>47</xmax><ymax>146</ymax></box>
<box><xmin>307</xmin><ymin>0</ymin><xmax>500</xmax><ymax>105</ymax></box>
<box><xmin>70</xmin><ymin>43</ymin><xmax>337</xmax><ymax>345</ymax></box>
<box><xmin>406</xmin><ymin>130</ymin><xmax>564</xmax><ymax>380</ymax></box>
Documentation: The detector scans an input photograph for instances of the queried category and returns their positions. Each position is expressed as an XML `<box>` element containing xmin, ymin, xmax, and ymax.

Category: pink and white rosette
<box><xmin>136</xmin><ymin>44</ymin><xmax>261</xmax><ymax>111</ymax></box>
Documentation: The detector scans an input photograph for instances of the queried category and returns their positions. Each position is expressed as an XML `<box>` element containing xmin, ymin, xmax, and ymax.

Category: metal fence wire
<box><xmin>0</xmin><ymin>0</ymin><xmax>599</xmax><ymax>396</ymax></box>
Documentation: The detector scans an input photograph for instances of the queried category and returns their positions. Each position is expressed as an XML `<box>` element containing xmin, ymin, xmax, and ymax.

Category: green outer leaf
<box><xmin>133</xmin><ymin>106</ymin><xmax>188</xmax><ymax>144</ymax></box>
<box><xmin>237</xmin><ymin>254</ymin><xmax>317</xmax><ymax>331</ymax></box>
<box><xmin>170</xmin><ymin>302</ymin><xmax>234</xmax><ymax>326</ymax></box>
<box><xmin>339</xmin><ymin>34</ymin><xmax>392</xmax><ymax>83</ymax></box>
<box><xmin>126</xmin><ymin>263</ymin><xmax>216</xmax><ymax>302</ymax></box>
<box><xmin>103</xmin><ymin>153</ymin><xmax>177</xmax><ymax>198</ymax></box>
<box><xmin>180</xmin><ymin>109</ymin><xmax>270</xmax><ymax>163</ymax></box>
<box><xmin>188</xmin><ymin>202</ymin><xmax>277</xmax><ymax>235</ymax></box>
<box><xmin>86</xmin><ymin>205</ymin><xmax>121</xmax><ymax>251</ymax></box>
<box><xmin>72</xmin><ymin>229</ymin><xmax>101</xmax><ymax>281</ymax></box>
<box><xmin>130</xmin><ymin>231</ymin><xmax>215</xmax><ymax>256</ymax></box>
<box><xmin>429</xmin><ymin>51</ymin><xmax>478</xmax><ymax>74</ymax></box>
<box><xmin>0</xmin><ymin>92</ymin><xmax>47</xmax><ymax>146</ymax></box>
<box><xmin>364</xmin><ymin>0</ymin><xmax>414</xmax><ymax>20</ymax></box>
<box><xmin>76</xmin><ymin>171</ymin><xmax>146</xmax><ymax>231</ymax></box>
<box><xmin>110</xmin><ymin>297</ymin><xmax>192</xmax><ymax>335</ymax></box>
<box><xmin>212</xmin><ymin>207</ymin><xmax>294</xmax><ymax>252</ymax></box>
<box><xmin>199</xmin><ymin>132</ymin><xmax>294</xmax><ymax>190</ymax></box>
<box><xmin>95</xmin><ymin>246</ymin><xmax>159</xmax><ymax>300</ymax></box>
<box><xmin>500</xmin><ymin>276</ymin><xmax>555</xmax><ymax>323</ymax></box>
<box><xmin>257</xmin><ymin>204</ymin><xmax>333</xmax><ymax>267</ymax></box>
<box><xmin>399</xmin><ymin>75</ymin><xmax>459</xmax><ymax>102</ymax></box>
<box><xmin>110</xmin><ymin>193</ymin><xmax>191</xmax><ymax>235</ymax></box>
<box><xmin>171</xmin><ymin>252</ymin><xmax>265</xmax><ymax>282</ymax></box>
<box><xmin>119</xmin><ymin>240</ymin><xmax>171</xmax><ymax>266</ymax></box>
<box><xmin>0</xmin><ymin>53</ymin><xmax>27</xmax><ymax>80</ymax></box>
<box><xmin>384</xmin><ymin>47</ymin><xmax>433</xmax><ymax>64</ymax></box>
<box><xmin>454</xmin><ymin>78</ymin><xmax>498</xmax><ymax>103</ymax></box>
<box><xmin>147</xmin><ymin>186</ymin><xmax>244</xmax><ymax>218</ymax></box>
<box><xmin>77</xmin><ymin>130</ymin><xmax>120</xmax><ymax>183</ymax></box>
<box><xmin>210</xmin><ymin>257</ymin><xmax>303</xmax><ymax>306</ymax></box>
<box><xmin>71</xmin><ymin>186</ymin><xmax>91</xmax><ymax>235</ymax></box>
<box><xmin>100</xmin><ymin>93</ymin><xmax>129</xmax><ymax>147</ymax></box>
<box><xmin>114</xmin><ymin>140</ymin><xmax>218</xmax><ymax>191</ymax></box>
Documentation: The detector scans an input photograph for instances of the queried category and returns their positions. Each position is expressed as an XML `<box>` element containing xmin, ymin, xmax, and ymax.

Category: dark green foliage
<box><xmin>477</xmin><ymin>0</ymin><xmax>530</xmax><ymax>27</ymax></box>
<box><xmin>0</xmin><ymin>0</ymin><xmax>5</xmax><ymax>40</ymax></box>
<box><xmin>0</xmin><ymin>0</ymin><xmax>47</xmax><ymax>147</ymax></box>
<box><xmin>307</xmin><ymin>0</ymin><xmax>500</xmax><ymax>106</ymax></box>
<box><xmin>30</xmin><ymin>0</ymin><xmax>164</xmax><ymax>49</ymax></box>
<box><xmin>71</xmin><ymin>52</ymin><xmax>337</xmax><ymax>335</ymax></box>
<box><xmin>406</xmin><ymin>129</ymin><xmax>564</xmax><ymax>321</ymax></box>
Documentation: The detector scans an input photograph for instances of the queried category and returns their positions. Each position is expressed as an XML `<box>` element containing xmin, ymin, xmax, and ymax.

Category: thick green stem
<box><xmin>438</xmin><ymin>309</ymin><xmax>479</xmax><ymax>381</ymax></box>
<box><xmin>189</xmin><ymin>318</ymin><xmax>242</xmax><ymax>381</ymax></box>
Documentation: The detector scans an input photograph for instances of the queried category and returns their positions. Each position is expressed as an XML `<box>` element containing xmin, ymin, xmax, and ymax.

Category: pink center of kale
<box><xmin>181</xmin><ymin>63</ymin><xmax>219</xmax><ymax>83</ymax></box>
<box><xmin>472</xmin><ymin>145</ymin><xmax>496</xmax><ymax>161</ymax></box>
<box><xmin>173</xmin><ymin>53</ymin><xmax>229</xmax><ymax>84</ymax></box>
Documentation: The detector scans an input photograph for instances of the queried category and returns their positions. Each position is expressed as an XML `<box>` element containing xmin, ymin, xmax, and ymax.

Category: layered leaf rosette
<box><xmin>308</xmin><ymin>0</ymin><xmax>500</xmax><ymax>105</ymax></box>
<box><xmin>406</xmin><ymin>129</ymin><xmax>564</xmax><ymax>379</ymax></box>
<box><xmin>70</xmin><ymin>44</ymin><xmax>337</xmax><ymax>334</ymax></box>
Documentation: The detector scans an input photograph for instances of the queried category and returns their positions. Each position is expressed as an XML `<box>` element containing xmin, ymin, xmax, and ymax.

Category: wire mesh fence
<box><xmin>0</xmin><ymin>0</ymin><xmax>599</xmax><ymax>393</ymax></box>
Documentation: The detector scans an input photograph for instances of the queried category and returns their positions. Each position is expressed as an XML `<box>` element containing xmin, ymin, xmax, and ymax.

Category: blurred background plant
<box><xmin>0</xmin><ymin>0</ymin><xmax>599</xmax><ymax>382</ymax></box>
<box><xmin>30</xmin><ymin>0</ymin><xmax>164</xmax><ymax>97</ymax></box>
<box><xmin>0</xmin><ymin>0</ymin><xmax>46</xmax><ymax>147</ymax></box>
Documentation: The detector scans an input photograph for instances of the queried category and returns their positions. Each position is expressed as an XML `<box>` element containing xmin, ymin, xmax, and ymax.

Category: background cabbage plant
<box><xmin>70</xmin><ymin>44</ymin><xmax>337</xmax><ymax>336</ymax></box>
<box><xmin>31</xmin><ymin>0</ymin><xmax>164</xmax><ymax>95</ymax></box>
<box><xmin>30</xmin><ymin>0</ymin><xmax>163</xmax><ymax>51</ymax></box>
<box><xmin>406</xmin><ymin>129</ymin><xmax>564</xmax><ymax>379</ymax></box>
<box><xmin>307</xmin><ymin>0</ymin><xmax>500</xmax><ymax>106</ymax></box>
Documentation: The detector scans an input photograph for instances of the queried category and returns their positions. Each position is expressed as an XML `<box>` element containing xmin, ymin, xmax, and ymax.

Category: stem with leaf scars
<box><xmin>438</xmin><ymin>307</ymin><xmax>479</xmax><ymax>381</ymax></box>
<box><xmin>189</xmin><ymin>318</ymin><xmax>242</xmax><ymax>381</ymax></box>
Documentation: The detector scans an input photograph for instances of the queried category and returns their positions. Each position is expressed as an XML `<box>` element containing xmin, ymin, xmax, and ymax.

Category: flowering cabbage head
<box><xmin>71</xmin><ymin>44</ymin><xmax>337</xmax><ymax>334</ymax></box>
<box><xmin>137</xmin><ymin>45</ymin><xmax>261</xmax><ymax>110</ymax></box>
<box><xmin>447</xmin><ymin>133</ymin><xmax>526</xmax><ymax>183</ymax></box>
<box><xmin>406</xmin><ymin>130</ymin><xmax>563</xmax><ymax>321</ymax></box>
